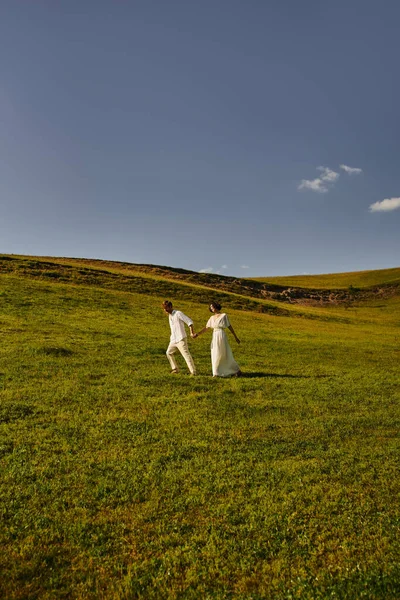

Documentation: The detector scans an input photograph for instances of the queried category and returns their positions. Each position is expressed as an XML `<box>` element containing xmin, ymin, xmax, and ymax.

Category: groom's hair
<box><xmin>162</xmin><ymin>300</ymin><xmax>173</xmax><ymax>309</ymax></box>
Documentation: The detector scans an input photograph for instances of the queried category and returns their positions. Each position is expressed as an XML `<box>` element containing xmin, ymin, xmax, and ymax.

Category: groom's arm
<box><xmin>176</xmin><ymin>311</ymin><xmax>195</xmax><ymax>336</ymax></box>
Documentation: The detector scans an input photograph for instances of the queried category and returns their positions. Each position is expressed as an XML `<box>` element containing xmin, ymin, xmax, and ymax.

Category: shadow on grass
<box><xmin>241</xmin><ymin>372</ymin><xmax>331</xmax><ymax>379</ymax></box>
<box><xmin>37</xmin><ymin>346</ymin><xmax>74</xmax><ymax>356</ymax></box>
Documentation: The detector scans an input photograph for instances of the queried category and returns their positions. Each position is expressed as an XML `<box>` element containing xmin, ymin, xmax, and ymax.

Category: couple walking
<box><xmin>162</xmin><ymin>300</ymin><xmax>242</xmax><ymax>377</ymax></box>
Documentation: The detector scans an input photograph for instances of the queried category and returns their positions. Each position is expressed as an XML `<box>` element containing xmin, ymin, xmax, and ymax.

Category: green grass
<box><xmin>253</xmin><ymin>267</ymin><xmax>400</xmax><ymax>289</ymax></box>
<box><xmin>0</xmin><ymin>255</ymin><xmax>289</xmax><ymax>316</ymax></box>
<box><xmin>0</xmin><ymin>260</ymin><xmax>399</xmax><ymax>599</ymax></box>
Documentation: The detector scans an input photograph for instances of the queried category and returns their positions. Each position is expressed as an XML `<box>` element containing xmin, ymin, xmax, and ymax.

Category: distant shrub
<box><xmin>26</xmin><ymin>261</ymin><xmax>43</xmax><ymax>268</ymax></box>
<box><xmin>348</xmin><ymin>285</ymin><xmax>361</xmax><ymax>294</ymax></box>
<box><xmin>42</xmin><ymin>271</ymin><xmax>62</xmax><ymax>279</ymax></box>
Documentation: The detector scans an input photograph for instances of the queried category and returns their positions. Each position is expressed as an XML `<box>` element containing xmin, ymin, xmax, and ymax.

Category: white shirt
<box><xmin>169</xmin><ymin>310</ymin><xmax>193</xmax><ymax>343</ymax></box>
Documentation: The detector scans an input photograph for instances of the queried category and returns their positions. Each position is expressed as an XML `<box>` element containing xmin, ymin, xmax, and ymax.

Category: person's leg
<box><xmin>177</xmin><ymin>338</ymin><xmax>197</xmax><ymax>375</ymax></box>
<box><xmin>166</xmin><ymin>342</ymin><xmax>180</xmax><ymax>372</ymax></box>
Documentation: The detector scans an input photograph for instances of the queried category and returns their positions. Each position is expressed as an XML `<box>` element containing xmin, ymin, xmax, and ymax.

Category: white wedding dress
<box><xmin>206</xmin><ymin>313</ymin><xmax>240</xmax><ymax>377</ymax></box>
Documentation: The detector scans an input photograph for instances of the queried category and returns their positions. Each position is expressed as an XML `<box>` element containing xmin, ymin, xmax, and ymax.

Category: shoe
<box><xmin>170</xmin><ymin>369</ymin><xmax>179</xmax><ymax>374</ymax></box>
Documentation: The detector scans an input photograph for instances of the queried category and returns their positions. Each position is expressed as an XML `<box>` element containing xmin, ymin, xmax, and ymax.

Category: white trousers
<box><xmin>166</xmin><ymin>338</ymin><xmax>196</xmax><ymax>374</ymax></box>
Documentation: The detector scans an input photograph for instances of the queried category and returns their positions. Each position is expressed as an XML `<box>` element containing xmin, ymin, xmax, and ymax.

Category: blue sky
<box><xmin>1</xmin><ymin>0</ymin><xmax>399</xmax><ymax>277</ymax></box>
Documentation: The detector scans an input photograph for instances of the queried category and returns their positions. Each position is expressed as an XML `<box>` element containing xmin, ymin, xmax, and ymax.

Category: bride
<box><xmin>193</xmin><ymin>302</ymin><xmax>242</xmax><ymax>377</ymax></box>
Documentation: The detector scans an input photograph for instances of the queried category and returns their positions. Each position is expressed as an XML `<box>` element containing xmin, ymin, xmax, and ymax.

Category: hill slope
<box><xmin>253</xmin><ymin>266</ymin><xmax>400</xmax><ymax>289</ymax></box>
<box><xmin>0</xmin><ymin>254</ymin><xmax>288</xmax><ymax>315</ymax></box>
<box><xmin>0</xmin><ymin>254</ymin><xmax>399</xmax><ymax>598</ymax></box>
<box><xmin>2</xmin><ymin>254</ymin><xmax>400</xmax><ymax>308</ymax></box>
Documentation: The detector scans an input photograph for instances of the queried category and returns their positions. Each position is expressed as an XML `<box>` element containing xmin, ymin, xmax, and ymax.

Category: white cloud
<box><xmin>369</xmin><ymin>197</ymin><xmax>400</xmax><ymax>212</ymax></box>
<box><xmin>298</xmin><ymin>166</ymin><xmax>339</xmax><ymax>193</ymax></box>
<box><xmin>241</xmin><ymin>265</ymin><xmax>250</xmax><ymax>269</ymax></box>
<box><xmin>221</xmin><ymin>265</ymin><xmax>228</xmax><ymax>269</ymax></box>
<box><xmin>298</xmin><ymin>178</ymin><xmax>328</xmax><ymax>193</ymax></box>
<box><xmin>199</xmin><ymin>267</ymin><xmax>213</xmax><ymax>273</ymax></box>
<box><xmin>317</xmin><ymin>166</ymin><xmax>340</xmax><ymax>183</ymax></box>
<box><xmin>340</xmin><ymin>164</ymin><xmax>363</xmax><ymax>175</ymax></box>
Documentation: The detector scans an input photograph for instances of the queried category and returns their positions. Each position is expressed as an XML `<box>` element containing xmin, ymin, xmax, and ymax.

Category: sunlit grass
<box><xmin>253</xmin><ymin>266</ymin><xmax>400</xmax><ymax>289</ymax></box>
<box><xmin>0</xmin><ymin>264</ymin><xmax>399</xmax><ymax>599</ymax></box>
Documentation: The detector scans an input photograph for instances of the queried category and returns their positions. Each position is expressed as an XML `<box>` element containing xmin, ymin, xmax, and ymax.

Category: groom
<box><xmin>162</xmin><ymin>300</ymin><xmax>197</xmax><ymax>375</ymax></box>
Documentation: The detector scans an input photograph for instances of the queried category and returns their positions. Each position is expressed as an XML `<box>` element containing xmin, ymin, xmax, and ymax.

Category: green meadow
<box><xmin>0</xmin><ymin>256</ymin><xmax>399</xmax><ymax>599</ymax></box>
<box><xmin>253</xmin><ymin>266</ymin><xmax>400</xmax><ymax>290</ymax></box>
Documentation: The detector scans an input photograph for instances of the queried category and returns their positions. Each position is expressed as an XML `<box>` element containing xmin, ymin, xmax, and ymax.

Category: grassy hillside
<box><xmin>1</xmin><ymin>257</ymin><xmax>399</xmax><ymax>599</ymax></box>
<box><xmin>253</xmin><ymin>266</ymin><xmax>400</xmax><ymax>289</ymax></box>
<box><xmin>4</xmin><ymin>255</ymin><xmax>400</xmax><ymax>310</ymax></box>
<box><xmin>0</xmin><ymin>255</ymin><xmax>290</xmax><ymax>316</ymax></box>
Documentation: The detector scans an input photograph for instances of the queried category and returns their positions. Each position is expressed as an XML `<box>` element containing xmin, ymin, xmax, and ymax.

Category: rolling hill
<box><xmin>253</xmin><ymin>266</ymin><xmax>400</xmax><ymax>290</ymax></box>
<box><xmin>1</xmin><ymin>254</ymin><xmax>399</xmax><ymax>309</ymax></box>
<box><xmin>1</xmin><ymin>253</ymin><xmax>399</xmax><ymax>598</ymax></box>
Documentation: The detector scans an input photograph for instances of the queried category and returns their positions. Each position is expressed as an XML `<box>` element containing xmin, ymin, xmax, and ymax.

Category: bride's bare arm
<box><xmin>228</xmin><ymin>324</ymin><xmax>240</xmax><ymax>344</ymax></box>
<box><xmin>193</xmin><ymin>326</ymin><xmax>209</xmax><ymax>338</ymax></box>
